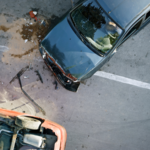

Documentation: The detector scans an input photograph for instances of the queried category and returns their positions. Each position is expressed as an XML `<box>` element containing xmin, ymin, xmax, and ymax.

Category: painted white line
<box><xmin>0</xmin><ymin>46</ymin><xmax>9</xmax><ymax>52</ymax></box>
<box><xmin>94</xmin><ymin>71</ymin><xmax>150</xmax><ymax>90</ymax></box>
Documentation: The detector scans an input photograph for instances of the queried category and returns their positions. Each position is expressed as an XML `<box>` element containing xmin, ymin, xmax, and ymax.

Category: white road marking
<box><xmin>94</xmin><ymin>71</ymin><xmax>150</xmax><ymax>90</ymax></box>
<box><xmin>0</xmin><ymin>46</ymin><xmax>9</xmax><ymax>52</ymax></box>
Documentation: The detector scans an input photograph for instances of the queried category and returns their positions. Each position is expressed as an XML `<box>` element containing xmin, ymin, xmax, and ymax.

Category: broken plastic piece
<box><xmin>25</xmin><ymin>39</ymin><xmax>28</xmax><ymax>43</ymax></box>
<box><xmin>24</xmin><ymin>76</ymin><xmax>29</xmax><ymax>79</ymax></box>
<box><xmin>29</xmin><ymin>11</ymin><xmax>37</xmax><ymax>21</ymax></box>
<box><xmin>41</xmin><ymin>20</ymin><xmax>46</xmax><ymax>26</ymax></box>
<box><xmin>29</xmin><ymin>63</ymin><xmax>33</xmax><ymax>70</ymax></box>
<box><xmin>35</xmin><ymin>70</ymin><xmax>43</xmax><ymax>83</ymax></box>
<box><xmin>33</xmin><ymin>11</ymin><xmax>37</xmax><ymax>16</ymax></box>
<box><xmin>53</xmin><ymin>81</ymin><xmax>58</xmax><ymax>90</ymax></box>
<box><xmin>29</xmin><ymin>11</ymin><xmax>35</xmax><ymax>18</ymax></box>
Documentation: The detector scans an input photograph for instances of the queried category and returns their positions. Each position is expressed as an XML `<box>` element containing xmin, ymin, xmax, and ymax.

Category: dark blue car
<box><xmin>39</xmin><ymin>0</ymin><xmax>150</xmax><ymax>92</ymax></box>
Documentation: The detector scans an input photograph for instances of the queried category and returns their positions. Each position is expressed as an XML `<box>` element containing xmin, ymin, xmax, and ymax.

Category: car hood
<box><xmin>41</xmin><ymin>17</ymin><xmax>103</xmax><ymax>79</ymax></box>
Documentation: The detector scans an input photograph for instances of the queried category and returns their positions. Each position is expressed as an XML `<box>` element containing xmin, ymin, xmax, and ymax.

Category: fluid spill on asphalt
<box><xmin>11</xmin><ymin>45</ymin><xmax>38</xmax><ymax>58</ymax></box>
<box><xmin>20</xmin><ymin>21</ymin><xmax>50</xmax><ymax>43</ymax></box>
<box><xmin>0</xmin><ymin>25</ymin><xmax>10</xmax><ymax>32</ymax></box>
<box><xmin>0</xmin><ymin>14</ymin><xmax>52</xmax><ymax>63</ymax></box>
<box><xmin>9</xmin><ymin>18</ymin><xmax>50</xmax><ymax>58</ymax></box>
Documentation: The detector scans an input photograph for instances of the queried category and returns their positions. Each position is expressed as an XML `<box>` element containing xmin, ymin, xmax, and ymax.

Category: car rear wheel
<box><xmin>15</xmin><ymin>116</ymin><xmax>41</xmax><ymax>130</ymax></box>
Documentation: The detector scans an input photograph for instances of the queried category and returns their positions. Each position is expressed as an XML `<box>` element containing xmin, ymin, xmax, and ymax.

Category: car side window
<box><xmin>145</xmin><ymin>11</ymin><xmax>150</xmax><ymax>20</ymax></box>
<box><xmin>124</xmin><ymin>19</ymin><xmax>143</xmax><ymax>39</ymax></box>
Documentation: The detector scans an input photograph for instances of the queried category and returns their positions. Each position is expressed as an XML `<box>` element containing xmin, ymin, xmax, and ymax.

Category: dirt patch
<box><xmin>0</xmin><ymin>16</ymin><xmax>39</xmax><ymax>64</ymax></box>
<box><xmin>11</xmin><ymin>45</ymin><xmax>38</xmax><ymax>58</ymax></box>
<box><xmin>1</xmin><ymin>14</ymin><xmax>51</xmax><ymax>65</ymax></box>
<box><xmin>9</xmin><ymin>19</ymin><xmax>50</xmax><ymax>59</ymax></box>
<box><xmin>0</xmin><ymin>25</ymin><xmax>10</xmax><ymax>32</ymax></box>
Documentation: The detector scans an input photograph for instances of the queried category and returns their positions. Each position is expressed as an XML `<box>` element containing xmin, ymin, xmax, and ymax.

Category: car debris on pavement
<box><xmin>35</xmin><ymin>70</ymin><xmax>43</xmax><ymax>83</ymax></box>
<box><xmin>10</xmin><ymin>66</ymin><xmax>45</xmax><ymax>115</ymax></box>
<box><xmin>23</xmin><ymin>76</ymin><xmax>29</xmax><ymax>79</ymax></box>
<box><xmin>29</xmin><ymin>10</ymin><xmax>46</xmax><ymax>26</ymax></box>
<box><xmin>53</xmin><ymin>81</ymin><xmax>58</xmax><ymax>90</ymax></box>
<box><xmin>29</xmin><ymin>10</ymin><xmax>38</xmax><ymax>21</ymax></box>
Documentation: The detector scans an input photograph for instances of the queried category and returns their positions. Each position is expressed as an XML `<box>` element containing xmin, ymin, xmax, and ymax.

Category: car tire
<box><xmin>15</xmin><ymin>116</ymin><xmax>41</xmax><ymax>130</ymax></box>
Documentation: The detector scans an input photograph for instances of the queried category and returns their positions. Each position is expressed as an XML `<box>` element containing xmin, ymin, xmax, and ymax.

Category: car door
<box><xmin>104</xmin><ymin>16</ymin><xmax>145</xmax><ymax>65</ymax></box>
<box><xmin>120</xmin><ymin>16</ymin><xmax>144</xmax><ymax>45</ymax></box>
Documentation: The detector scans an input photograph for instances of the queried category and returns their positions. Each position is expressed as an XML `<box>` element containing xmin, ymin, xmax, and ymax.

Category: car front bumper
<box><xmin>39</xmin><ymin>47</ymin><xmax>80</xmax><ymax>92</ymax></box>
<box><xmin>0</xmin><ymin>108</ymin><xmax>67</xmax><ymax>150</ymax></box>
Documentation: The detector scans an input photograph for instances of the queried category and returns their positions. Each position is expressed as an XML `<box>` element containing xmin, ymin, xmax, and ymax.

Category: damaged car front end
<box><xmin>39</xmin><ymin>45</ymin><xmax>80</xmax><ymax>92</ymax></box>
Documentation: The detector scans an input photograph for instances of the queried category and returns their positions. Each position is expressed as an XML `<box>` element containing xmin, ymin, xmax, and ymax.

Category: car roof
<box><xmin>96</xmin><ymin>0</ymin><xmax>150</xmax><ymax>28</ymax></box>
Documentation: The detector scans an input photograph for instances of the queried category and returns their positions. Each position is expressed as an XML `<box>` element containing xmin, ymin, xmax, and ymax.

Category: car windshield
<box><xmin>70</xmin><ymin>1</ymin><xmax>123</xmax><ymax>53</ymax></box>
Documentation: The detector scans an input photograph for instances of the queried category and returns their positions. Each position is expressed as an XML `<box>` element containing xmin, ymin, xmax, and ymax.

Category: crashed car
<box><xmin>0</xmin><ymin>108</ymin><xmax>67</xmax><ymax>150</ymax></box>
<box><xmin>39</xmin><ymin>0</ymin><xmax>150</xmax><ymax>92</ymax></box>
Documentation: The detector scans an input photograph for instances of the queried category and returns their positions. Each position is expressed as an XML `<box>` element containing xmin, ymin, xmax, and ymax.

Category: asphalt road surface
<box><xmin>0</xmin><ymin>0</ymin><xmax>150</xmax><ymax>150</ymax></box>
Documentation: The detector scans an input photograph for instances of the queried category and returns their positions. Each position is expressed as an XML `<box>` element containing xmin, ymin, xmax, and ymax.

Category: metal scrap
<box><xmin>24</xmin><ymin>76</ymin><xmax>29</xmax><ymax>79</ymax></box>
<box><xmin>53</xmin><ymin>81</ymin><xmax>58</xmax><ymax>90</ymax></box>
<box><xmin>10</xmin><ymin>66</ymin><xmax>45</xmax><ymax>115</ymax></box>
<box><xmin>35</xmin><ymin>70</ymin><xmax>43</xmax><ymax>83</ymax></box>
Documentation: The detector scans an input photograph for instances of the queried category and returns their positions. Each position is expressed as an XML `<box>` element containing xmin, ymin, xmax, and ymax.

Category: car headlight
<box><xmin>67</xmin><ymin>79</ymin><xmax>71</xmax><ymax>84</ymax></box>
<box><xmin>42</xmin><ymin>52</ymin><xmax>46</xmax><ymax>59</ymax></box>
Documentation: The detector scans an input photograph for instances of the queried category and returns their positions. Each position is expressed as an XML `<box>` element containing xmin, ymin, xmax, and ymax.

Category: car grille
<box><xmin>45</xmin><ymin>55</ymin><xmax>71</xmax><ymax>86</ymax></box>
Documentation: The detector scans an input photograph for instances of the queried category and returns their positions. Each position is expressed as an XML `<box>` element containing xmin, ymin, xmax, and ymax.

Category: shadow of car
<box><xmin>39</xmin><ymin>0</ymin><xmax>150</xmax><ymax>92</ymax></box>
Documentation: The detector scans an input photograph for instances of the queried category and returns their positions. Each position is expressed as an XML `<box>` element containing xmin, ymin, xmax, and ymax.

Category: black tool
<box><xmin>35</xmin><ymin>70</ymin><xmax>43</xmax><ymax>83</ymax></box>
<box><xmin>53</xmin><ymin>80</ymin><xmax>58</xmax><ymax>90</ymax></box>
